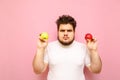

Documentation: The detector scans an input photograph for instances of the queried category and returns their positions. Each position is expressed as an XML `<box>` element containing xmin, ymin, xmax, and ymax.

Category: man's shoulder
<box><xmin>74</xmin><ymin>41</ymin><xmax>86</xmax><ymax>46</ymax></box>
<box><xmin>49</xmin><ymin>40</ymin><xmax>58</xmax><ymax>43</ymax></box>
<box><xmin>73</xmin><ymin>41</ymin><xmax>87</xmax><ymax>50</ymax></box>
<box><xmin>48</xmin><ymin>40</ymin><xmax>58</xmax><ymax>46</ymax></box>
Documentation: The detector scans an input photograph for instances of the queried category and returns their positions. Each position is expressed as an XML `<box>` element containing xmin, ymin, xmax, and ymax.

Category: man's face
<box><xmin>58</xmin><ymin>24</ymin><xmax>75</xmax><ymax>45</ymax></box>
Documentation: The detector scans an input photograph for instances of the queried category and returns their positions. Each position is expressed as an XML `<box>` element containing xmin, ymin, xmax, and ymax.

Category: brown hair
<box><xmin>56</xmin><ymin>15</ymin><xmax>77</xmax><ymax>31</ymax></box>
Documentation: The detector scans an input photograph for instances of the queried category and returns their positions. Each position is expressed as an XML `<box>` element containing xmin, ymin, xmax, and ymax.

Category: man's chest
<box><xmin>48</xmin><ymin>48</ymin><xmax>86</xmax><ymax>66</ymax></box>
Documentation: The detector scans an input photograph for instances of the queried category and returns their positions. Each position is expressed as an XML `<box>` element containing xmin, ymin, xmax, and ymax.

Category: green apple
<box><xmin>40</xmin><ymin>32</ymin><xmax>49</xmax><ymax>40</ymax></box>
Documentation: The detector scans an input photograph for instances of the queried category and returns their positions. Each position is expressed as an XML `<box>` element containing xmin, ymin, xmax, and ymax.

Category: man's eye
<box><xmin>67</xmin><ymin>30</ymin><xmax>72</xmax><ymax>32</ymax></box>
<box><xmin>60</xmin><ymin>30</ymin><xmax>65</xmax><ymax>32</ymax></box>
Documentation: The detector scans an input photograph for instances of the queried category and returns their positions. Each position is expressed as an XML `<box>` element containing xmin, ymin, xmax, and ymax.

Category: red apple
<box><xmin>85</xmin><ymin>33</ymin><xmax>93</xmax><ymax>40</ymax></box>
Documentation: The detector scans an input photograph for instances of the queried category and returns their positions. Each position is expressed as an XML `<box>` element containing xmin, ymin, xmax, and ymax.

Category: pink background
<box><xmin>0</xmin><ymin>0</ymin><xmax>120</xmax><ymax>80</ymax></box>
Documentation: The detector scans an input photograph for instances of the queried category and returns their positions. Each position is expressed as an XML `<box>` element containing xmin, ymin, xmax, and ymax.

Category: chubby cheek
<box><xmin>69</xmin><ymin>32</ymin><xmax>74</xmax><ymax>38</ymax></box>
<box><xmin>58</xmin><ymin>33</ymin><xmax>64</xmax><ymax>39</ymax></box>
<box><xmin>70</xmin><ymin>34</ymin><xmax>74</xmax><ymax>40</ymax></box>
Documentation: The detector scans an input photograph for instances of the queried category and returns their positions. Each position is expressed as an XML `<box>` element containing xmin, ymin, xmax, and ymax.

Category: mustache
<box><xmin>57</xmin><ymin>36</ymin><xmax>75</xmax><ymax>46</ymax></box>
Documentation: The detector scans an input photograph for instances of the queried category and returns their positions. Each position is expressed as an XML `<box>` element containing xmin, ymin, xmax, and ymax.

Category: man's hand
<box><xmin>37</xmin><ymin>35</ymin><xmax>48</xmax><ymax>49</ymax></box>
<box><xmin>86</xmin><ymin>38</ymin><xmax>98</xmax><ymax>52</ymax></box>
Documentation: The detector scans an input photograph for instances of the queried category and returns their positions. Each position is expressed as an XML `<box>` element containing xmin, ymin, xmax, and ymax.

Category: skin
<box><xmin>57</xmin><ymin>24</ymin><xmax>75</xmax><ymax>45</ymax></box>
<box><xmin>32</xmin><ymin>23</ymin><xmax>102</xmax><ymax>74</ymax></box>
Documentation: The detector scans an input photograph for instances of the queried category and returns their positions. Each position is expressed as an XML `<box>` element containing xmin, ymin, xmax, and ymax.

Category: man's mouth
<box><xmin>63</xmin><ymin>36</ymin><xmax>69</xmax><ymax>40</ymax></box>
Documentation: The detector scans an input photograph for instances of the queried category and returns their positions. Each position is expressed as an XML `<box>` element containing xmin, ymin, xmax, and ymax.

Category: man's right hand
<box><xmin>37</xmin><ymin>36</ymin><xmax>48</xmax><ymax>49</ymax></box>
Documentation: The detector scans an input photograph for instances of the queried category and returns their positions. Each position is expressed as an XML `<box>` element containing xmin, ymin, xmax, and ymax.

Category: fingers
<box><xmin>86</xmin><ymin>39</ymin><xmax>91</xmax><ymax>43</ymax></box>
<box><xmin>39</xmin><ymin>37</ymin><xmax>46</xmax><ymax>42</ymax></box>
<box><xmin>92</xmin><ymin>37</ymin><xmax>97</xmax><ymax>42</ymax></box>
<box><xmin>38</xmin><ymin>34</ymin><xmax>48</xmax><ymax>42</ymax></box>
<box><xmin>86</xmin><ymin>37</ymin><xmax>97</xmax><ymax>43</ymax></box>
<box><xmin>37</xmin><ymin>36</ymin><xmax>48</xmax><ymax>49</ymax></box>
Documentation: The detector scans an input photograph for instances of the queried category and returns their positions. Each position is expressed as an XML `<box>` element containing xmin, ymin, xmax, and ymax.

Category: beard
<box><xmin>57</xmin><ymin>36</ymin><xmax>74</xmax><ymax>46</ymax></box>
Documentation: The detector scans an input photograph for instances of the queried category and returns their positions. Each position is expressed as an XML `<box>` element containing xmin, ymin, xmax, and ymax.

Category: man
<box><xmin>32</xmin><ymin>15</ymin><xmax>102</xmax><ymax>80</ymax></box>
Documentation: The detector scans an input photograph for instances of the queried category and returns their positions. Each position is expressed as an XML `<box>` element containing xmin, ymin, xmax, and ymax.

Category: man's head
<box><xmin>56</xmin><ymin>15</ymin><xmax>77</xmax><ymax>46</ymax></box>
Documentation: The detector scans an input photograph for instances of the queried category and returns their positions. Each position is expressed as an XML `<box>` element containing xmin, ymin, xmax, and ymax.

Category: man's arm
<box><xmin>32</xmin><ymin>38</ymin><xmax>48</xmax><ymax>74</ymax></box>
<box><xmin>32</xmin><ymin>48</ymin><xmax>48</xmax><ymax>74</ymax></box>
<box><xmin>87</xmin><ymin>50</ymin><xmax>102</xmax><ymax>73</ymax></box>
<box><xmin>86</xmin><ymin>39</ymin><xmax>102</xmax><ymax>73</ymax></box>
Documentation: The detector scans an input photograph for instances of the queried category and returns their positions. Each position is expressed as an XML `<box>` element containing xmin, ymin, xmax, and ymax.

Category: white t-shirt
<box><xmin>44</xmin><ymin>40</ymin><xmax>90</xmax><ymax>80</ymax></box>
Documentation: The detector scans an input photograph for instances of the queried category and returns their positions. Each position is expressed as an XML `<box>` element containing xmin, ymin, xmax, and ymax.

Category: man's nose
<box><xmin>64</xmin><ymin>31</ymin><xmax>68</xmax><ymax>36</ymax></box>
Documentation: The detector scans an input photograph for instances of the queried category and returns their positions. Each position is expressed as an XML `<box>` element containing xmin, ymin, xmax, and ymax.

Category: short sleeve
<box><xmin>44</xmin><ymin>47</ymin><xmax>49</xmax><ymax>63</ymax></box>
